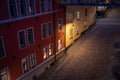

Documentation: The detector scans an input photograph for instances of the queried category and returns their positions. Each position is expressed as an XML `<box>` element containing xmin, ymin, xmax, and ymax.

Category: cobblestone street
<box><xmin>38</xmin><ymin>8</ymin><xmax>120</xmax><ymax>80</ymax></box>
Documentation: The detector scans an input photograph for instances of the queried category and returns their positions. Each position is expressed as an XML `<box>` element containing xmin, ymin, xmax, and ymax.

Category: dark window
<box><xmin>0</xmin><ymin>37</ymin><xmax>5</xmax><ymax>58</ymax></box>
<box><xmin>28</xmin><ymin>0</ymin><xmax>35</xmax><ymax>15</ymax></box>
<box><xmin>18</xmin><ymin>31</ymin><xmax>26</xmax><ymax>49</ymax></box>
<box><xmin>46</xmin><ymin>0</ymin><xmax>52</xmax><ymax>11</ymax></box>
<box><xmin>30</xmin><ymin>53</ymin><xmax>36</xmax><ymax>68</ymax></box>
<box><xmin>42</xmin><ymin>24</ymin><xmax>47</xmax><ymax>39</ymax></box>
<box><xmin>9</xmin><ymin>0</ymin><xmax>17</xmax><ymax>18</ymax></box>
<box><xmin>48</xmin><ymin>22</ymin><xmax>52</xmax><ymax>36</ymax></box>
<box><xmin>85</xmin><ymin>8</ymin><xmax>87</xmax><ymax>16</ymax></box>
<box><xmin>20</xmin><ymin>0</ymin><xmax>27</xmax><ymax>16</ymax></box>
<box><xmin>27</xmin><ymin>28</ymin><xmax>34</xmax><ymax>45</ymax></box>
<box><xmin>58</xmin><ymin>18</ymin><xmax>63</xmax><ymax>31</ymax></box>
<box><xmin>40</xmin><ymin>0</ymin><xmax>45</xmax><ymax>12</ymax></box>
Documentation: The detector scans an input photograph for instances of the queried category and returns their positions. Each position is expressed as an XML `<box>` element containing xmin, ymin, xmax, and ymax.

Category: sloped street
<box><xmin>38</xmin><ymin>8</ymin><xmax>120</xmax><ymax>80</ymax></box>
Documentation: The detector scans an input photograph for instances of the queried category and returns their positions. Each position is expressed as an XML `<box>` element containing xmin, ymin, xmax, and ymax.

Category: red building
<box><xmin>0</xmin><ymin>0</ymin><xmax>65</xmax><ymax>80</ymax></box>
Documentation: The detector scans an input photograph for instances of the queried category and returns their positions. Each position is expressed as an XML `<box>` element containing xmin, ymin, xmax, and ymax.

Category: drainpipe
<box><xmin>53</xmin><ymin>0</ymin><xmax>56</xmax><ymax>61</ymax></box>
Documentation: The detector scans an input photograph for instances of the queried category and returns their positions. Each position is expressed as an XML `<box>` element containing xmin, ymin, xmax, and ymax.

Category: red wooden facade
<box><xmin>0</xmin><ymin>0</ymin><xmax>65</xmax><ymax>80</ymax></box>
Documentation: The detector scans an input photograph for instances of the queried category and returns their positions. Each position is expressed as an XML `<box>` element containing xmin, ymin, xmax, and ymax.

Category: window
<box><xmin>27</xmin><ymin>27</ymin><xmax>34</xmax><ymax>45</ymax></box>
<box><xmin>85</xmin><ymin>8</ymin><xmax>87</xmax><ymax>16</ymax></box>
<box><xmin>77</xmin><ymin>11</ymin><xmax>80</xmax><ymax>20</ymax></box>
<box><xmin>28</xmin><ymin>0</ymin><xmax>35</xmax><ymax>15</ymax></box>
<box><xmin>48</xmin><ymin>22</ymin><xmax>52</xmax><ymax>36</ymax></box>
<box><xmin>43</xmin><ymin>47</ymin><xmax>47</xmax><ymax>59</ymax></box>
<box><xmin>58</xmin><ymin>39</ymin><xmax>62</xmax><ymax>50</ymax></box>
<box><xmin>30</xmin><ymin>53</ymin><xmax>36</xmax><ymax>68</ymax></box>
<box><xmin>69</xmin><ymin>28</ymin><xmax>73</xmax><ymax>39</ymax></box>
<box><xmin>22</xmin><ymin>57</ymin><xmax>29</xmax><ymax>73</ymax></box>
<box><xmin>20</xmin><ymin>0</ymin><xmax>27</xmax><ymax>16</ymax></box>
<box><xmin>18</xmin><ymin>30</ymin><xmax>26</xmax><ymax>49</ymax></box>
<box><xmin>0</xmin><ymin>37</ymin><xmax>6</xmax><ymax>58</ymax></box>
<box><xmin>41</xmin><ymin>24</ymin><xmax>47</xmax><ymax>39</ymax></box>
<box><xmin>76</xmin><ymin>26</ymin><xmax>79</xmax><ymax>35</ymax></box>
<box><xmin>48</xmin><ymin>44</ymin><xmax>52</xmax><ymax>56</ymax></box>
<box><xmin>8</xmin><ymin>0</ymin><xmax>17</xmax><ymax>18</ymax></box>
<box><xmin>0</xmin><ymin>68</ymin><xmax>9</xmax><ymax>80</ymax></box>
<box><xmin>40</xmin><ymin>0</ymin><xmax>45</xmax><ymax>12</ymax></box>
<box><xmin>69</xmin><ymin>13</ymin><xmax>74</xmax><ymax>22</ymax></box>
<box><xmin>58</xmin><ymin>18</ymin><xmax>63</xmax><ymax>32</ymax></box>
<box><xmin>46</xmin><ymin>0</ymin><xmax>52</xmax><ymax>11</ymax></box>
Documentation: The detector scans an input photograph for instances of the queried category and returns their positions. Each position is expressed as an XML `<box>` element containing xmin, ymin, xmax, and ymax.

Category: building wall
<box><xmin>66</xmin><ymin>6</ymin><xmax>96</xmax><ymax>47</ymax></box>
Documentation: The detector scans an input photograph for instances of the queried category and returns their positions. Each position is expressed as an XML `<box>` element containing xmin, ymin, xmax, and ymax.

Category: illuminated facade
<box><xmin>65</xmin><ymin>6</ymin><xmax>96</xmax><ymax>47</ymax></box>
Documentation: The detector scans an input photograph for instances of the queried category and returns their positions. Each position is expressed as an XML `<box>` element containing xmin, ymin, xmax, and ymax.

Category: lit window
<box><xmin>28</xmin><ymin>0</ymin><xmax>35</xmax><ymax>15</ymax></box>
<box><xmin>0</xmin><ymin>68</ymin><xmax>9</xmax><ymax>80</ymax></box>
<box><xmin>27</xmin><ymin>27</ymin><xmax>34</xmax><ymax>45</ymax></box>
<box><xmin>0</xmin><ymin>37</ymin><xmax>6</xmax><ymax>58</ymax></box>
<box><xmin>43</xmin><ymin>47</ymin><xmax>47</xmax><ymax>59</ymax></box>
<box><xmin>41</xmin><ymin>24</ymin><xmax>47</xmax><ymax>39</ymax></box>
<box><xmin>58</xmin><ymin>18</ymin><xmax>63</xmax><ymax>32</ymax></box>
<box><xmin>77</xmin><ymin>11</ymin><xmax>80</xmax><ymax>20</ymax></box>
<box><xmin>48</xmin><ymin>44</ymin><xmax>52</xmax><ymax>56</ymax></box>
<box><xmin>20</xmin><ymin>0</ymin><xmax>27</xmax><ymax>16</ymax></box>
<box><xmin>30</xmin><ymin>53</ymin><xmax>36</xmax><ymax>68</ymax></box>
<box><xmin>69</xmin><ymin>28</ymin><xmax>73</xmax><ymax>39</ymax></box>
<box><xmin>40</xmin><ymin>0</ymin><xmax>45</xmax><ymax>12</ymax></box>
<box><xmin>8</xmin><ymin>0</ymin><xmax>17</xmax><ymax>18</ymax></box>
<box><xmin>22</xmin><ymin>57</ymin><xmax>29</xmax><ymax>73</ymax></box>
<box><xmin>58</xmin><ymin>39</ymin><xmax>62</xmax><ymax>50</ymax></box>
<box><xmin>48</xmin><ymin>22</ymin><xmax>52</xmax><ymax>36</ymax></box>
<box><xmin>18</xmin><ymin>30</ymin><xmax>26</xmax><ymax>49</ymax></box>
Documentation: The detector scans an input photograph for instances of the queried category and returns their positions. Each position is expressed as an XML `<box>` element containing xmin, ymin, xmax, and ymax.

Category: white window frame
<box><xmin>76</xmin><ymin>11</ymin><xmax>80</xmax><ymax>20</ymax></box>
<box><xmin>47</xmin><ymin>21</ymin><xmax>52</xmax><ymax>36</ymax></box>
<box><xmin>28</xmin><ymin>0</ymin><xmax>36</xmax><ymax>15</ymax></box>
<box><xmin>0</xmin><ymin>67</ymin><xmax>10</xmax><ymax>80</ymax></box>
<box><xmin>7</xmin><ymin>0</ymin><xmax>18</xmax><ymax>18</ymax></box>
<box><xmin>41</xmin><ymin>23</ymin><xmax>47</xmax><ymax>40</ymax></box>
<box><xmin>21</xmin><ymin>57</ymin><xmax>29</xmax><ymax>73</ymax></box>
<box><xmin>19</xmin><ymin>0</ymin><xmax>28</xmax><ymax>16</ymax></box>
<box><xmin>40</xmin><ymin>0</ymin><xmax>46</xmax><ymax>13</ymax></box>
<box><xmin>0</xmin><ymin>36</ymin><xmax>6</xmax><ymax>59</ymax></box>
<box><xmin>26</xmin><ymin>27</ymin><xmax>35</xmax><ymax>46</ymax></box>
<box><xmin>18</xmin><ymin>30</ymin><xmax>27</xmax><ymax>50</ymax></box>
<box><xmin>29</xmin><ymin>53</ymin><xmax>36</xmax><ymax>69</ymax></box>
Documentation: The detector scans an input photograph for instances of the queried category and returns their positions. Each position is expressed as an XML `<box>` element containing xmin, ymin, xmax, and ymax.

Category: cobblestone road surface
<box><xmin>38</xmin><ymin>8</ymin><xmax>120</xmax><ymax>80</ymax></box>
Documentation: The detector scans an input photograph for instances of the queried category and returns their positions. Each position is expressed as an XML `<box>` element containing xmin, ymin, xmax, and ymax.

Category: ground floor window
<box><xmin>58</xmin><ymin>39</ymin><xmax>62</xmax><ymax>50</ymax></box>
<box><xmin>0</xmin><ymin>68</ymin><xmax>9</xmax><ymax>80</ymax></box>
<box><xmin>69</xmin><ymin>28</ymin><xmax>73</xmax><ymax>39</ymax></box>
<box><xmin>22</xmin><ymin>57</ymin><xmax>29</xmax><ymax>73</ymax></box>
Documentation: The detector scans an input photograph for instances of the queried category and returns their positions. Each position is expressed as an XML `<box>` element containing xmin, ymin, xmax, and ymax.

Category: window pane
<box><xmin>0</xmin><ymin>37</ymin><xmax>5</xmax><ymax>58</ymax></box>
<box><xmin>48</xmin><ymin>22</ymin><xmax>52</xmax><ymax>36</ymax></box>
<box><xmin>20</xmin><ymin>0</ymin><xmax>27</xmax><ymax>16</ymax></box>
<box><xmin>40</xmin><ymin>0</ymin><xmax>45</xmax><ymax>12</ymax></box>
<box><xmin>48</xmin><ymin>44</ymin><xmax>52</xmax><ymax>56</ymax></box>
<box><xmin>28</xmin><ymin>28</ymin><xmax>34</xmax><ymax>45</ymax></box>
<box><xmin>9</xmin><ymin>0</ymin><xmax>17</xmax><ymax>17</ymax></box>
<box><xmin>58</xmin><ymin>39</ymin><xmax>62</xmax><ymax>50</ymax></box>
<box><xmin>30</xmin><ymin>53</ymin><xmax>36</xmax><ymax>68</ymax></box>
<box><xmin>22</xmin><ymin>58</ymin><xmax>29</xmax><ymax>73</ymax></box>
<box><xmin>43</xmin><ymin>48</ymin><xmax>47</xmax><ymax>59</ymax></box>
<box><xmin>19</xmin><ymin>31</ymin><xmax>26</xmax><ymax>48</ymax></box>
<box><xmin>29</xmin><ymin>0</ymin><xmax>35</xmax><ymax>15</ymax></box>
<box><xmin>42</xmin><ymin>24</ymin><xmax>47</xmax><ymax>39</ymax></box>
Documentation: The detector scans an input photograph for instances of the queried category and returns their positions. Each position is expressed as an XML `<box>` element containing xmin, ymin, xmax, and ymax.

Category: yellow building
<box><xmin>65</xmin><ymin>6</ymin><xmax>96</xmax><ymax>47</ymax></box>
